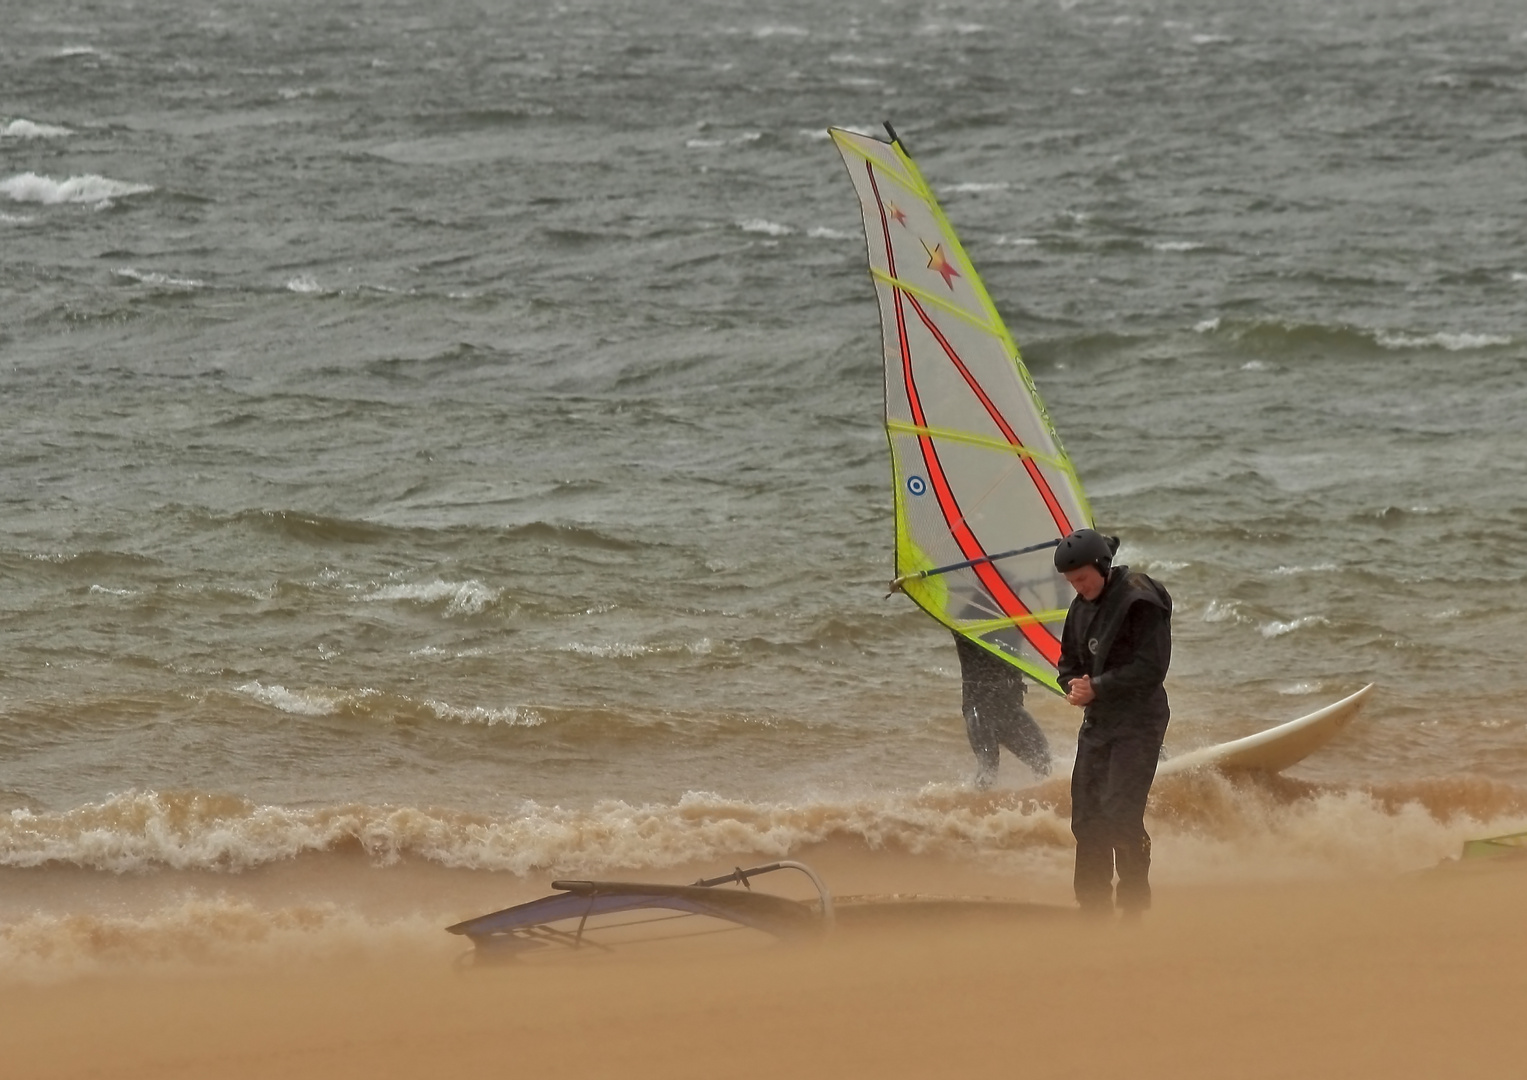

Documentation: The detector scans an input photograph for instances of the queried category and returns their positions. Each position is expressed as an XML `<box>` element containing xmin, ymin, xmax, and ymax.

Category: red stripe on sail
<box><xmin>904</xmin><ymin>293</ymin><xmax>1075</xmax><ymax>538</ymax></box>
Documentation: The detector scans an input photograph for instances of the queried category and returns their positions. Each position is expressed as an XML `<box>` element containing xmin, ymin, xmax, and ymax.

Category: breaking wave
<box><xmin>5</xmin><ymin>776</ymin><xmax>1524</xmax><ymax>880</ymax></box>
<box><xmin>1198</xmin><ymin>317</ymin><xmax>1514</xmax><ymax>358</ymax></box>
<box><xmin>358</xmin><ymin>579</ymin><xmax>501</xmax><ymax>616</ymax></box>
<box><xmin>1</xmin><ymin>119</ymin><xmax>73</xmax><ymax>139</ymax></box>
<box><xmin>231</xmin><ymin>682</ymin><xmax>538</xmax><ymax>726</ymax></box>
<box><xmin>5</xmin><ymin>777</ymin><xmax>1526</xmax><ymax>981</ymax></box>
<box><xmin>0</xmin><ymin>172</ymin><xmax>153</xmax><ymax>205</ymax></box>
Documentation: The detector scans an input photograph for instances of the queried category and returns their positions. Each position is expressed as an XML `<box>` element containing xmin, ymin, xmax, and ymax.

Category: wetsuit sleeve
<box><xmin>1089</xmin><ymin>602</ymin><xmax>1170</xmax><ymax>701</ymax></box>
<box><xmin>1056</xmin><ymin>611</ymin><xmax>1086</xmax><ymax>694</ymax></box>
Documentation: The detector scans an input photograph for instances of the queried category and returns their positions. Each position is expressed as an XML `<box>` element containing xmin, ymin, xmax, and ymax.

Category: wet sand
<box><xmin>6</xmin><ymin>850</ymin><xmax>1525</xmax><ymax>1080</ymax></box>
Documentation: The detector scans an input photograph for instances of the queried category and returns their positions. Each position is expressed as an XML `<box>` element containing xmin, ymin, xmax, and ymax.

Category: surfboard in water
<box><xmin>830</xmin><ymin>124</ymin><xmax>1091</xmax><ymax>695</ymax></box>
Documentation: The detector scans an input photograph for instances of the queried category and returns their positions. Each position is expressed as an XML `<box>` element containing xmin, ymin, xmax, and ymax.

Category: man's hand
<box><xmin>1065</xmin><ymin>674</ymin><xmax>1095</xmax><ymax>707</ymax></box>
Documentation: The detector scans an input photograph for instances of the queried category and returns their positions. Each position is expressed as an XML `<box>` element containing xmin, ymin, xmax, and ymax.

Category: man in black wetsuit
<box><xmin>1053</xmin><ymin>528</ymin><xmax>1172</xmax><ymax>917</ymax></box>
<box><xmin>953</xmin><ymin>632</ymin><xmax>1052</xmax><ymax>788</ymax></box>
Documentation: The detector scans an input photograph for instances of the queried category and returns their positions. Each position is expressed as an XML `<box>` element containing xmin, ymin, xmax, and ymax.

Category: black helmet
<box><xmin>1054</xmin><ymin>529</ymin><xmax>1119</xmax><ymax>574</ymax></box>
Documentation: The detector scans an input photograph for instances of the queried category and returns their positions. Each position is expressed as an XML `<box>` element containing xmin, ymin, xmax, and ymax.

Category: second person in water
<box><xmin>953</xmin><ymin>631</ymin><xmax>1052</xmax><ymax>788</ymax></box>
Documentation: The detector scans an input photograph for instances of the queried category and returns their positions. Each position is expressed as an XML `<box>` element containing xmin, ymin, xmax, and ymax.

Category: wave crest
<box><xmin>1</xmin><ymin>172</ymin><xmax>153</xmax><ymax>205</ymax></box>
<box><xmin>6</xmin><ymin>777</ymin><xmax>1526</xmax><ymax>881</ymax></box>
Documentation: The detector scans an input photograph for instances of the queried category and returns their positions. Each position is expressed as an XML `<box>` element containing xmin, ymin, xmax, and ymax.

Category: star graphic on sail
<box><xmin>922</xmin><ymin>240</ymin><xmax>960</xmax><ymax>289</ymax></box>
<box><xmin>884</xmin><ymin>200</ymin><xmax>909</xmax><ymax>226</ymax></box>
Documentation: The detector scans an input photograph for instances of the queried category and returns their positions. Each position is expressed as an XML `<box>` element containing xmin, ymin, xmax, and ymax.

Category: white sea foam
<box><xmin>750</xmin><ymin>25</ymin><xmax>809</xmax><ymax>38</ymax></box>
<box><xmin>993</xmin><ymin>235</ymin><xmax>1039</xmax><ymax>246</ymax></box>
<box><xmin>941</xmin><ymin>181</ymin><xmax>1010</xmax><ymax>194</ymax></box>
<box><xmin>1271</xmin><ymin>563</ymin><xmax>1338</xmax><ymax>576</ymax></box>
<box><xmin>562</xmin><ymin>641</ymin><xmax>648</xmax><ymax>658</ymax></box>
<box><xmin>561</xmin><ymin>638</ymin><xmax>715</xmax><ymax>659</ymax></box>
<box><xmin>4</xmin><ymin>781</ymin><xmax>1519</xmax><ymax>982</ymax></box>
<box><xmin>827</xmin><ymin>53</ymin><xmax>892</xmax><ymax>68</ymax></box>
<box><xmin>236</xmin><ymin>680</ymin><xmax>361</xmax><ymax>716</ymax></box>
<box><xmin>807</xmin><ymin>226</ymin><xmax>851</xmax><ymax>240</ymax></box>
<box><xmin>114</xmin><ymin>267</ymin><xmax>205</xmax><ymax>289</ymax></box>
<box><xmin>0</xmin><ymin>172</ymin><xmax>153</xmax><ymax>205</ymax></box>
<box><xmin>918</xmin><ymin>21</ymin><xmax>988</xmax><ymax>35</ymax></box>
<box><xmin>0</xmin><ymin>788</ymin><xmax>1060</xmax><ymax>879</ymax></box>
<box><xmin>360</xmin><ymin>579</ymin><xmax>500</xmax><ymax>616</ymax></box>
<box><xmin>1</xmin><ymin>119</ymin><xmax>73</xmax><ymax>139</ymax></box>
<box><xmin>2</xmin><ymin>783</ymin><xmax>1516</xmax><ymax>888</ymax></box>
<box><xmin>284</xmin><ymin>275</ymin><xmax>326</xmax><ymax>294</ymax></box>
<box><xmin>424</xmin><ymin>700</ymin><xmax>544</xmax><ymax>726</ymax></box>
<box><xmin>88</xmin><ymin>584</ymin><xmax>135</xmax><ymax>597</ymax></box>
<box><xmin>1151</xmin><ymin>240</ymin><xmax>1203</xmax><ymax>252</ymax></box>
<box><xmin>688</xmin><ymin>131</ymin><xmax>761</xmax><ymax>149</ymax></box>
<box><xmin>1201</xmin><ymin>599</ymin><xmax>1247</xmax><ymax>624</ymax></box>
<box><xmin>737</xmin><ymin>218</ymin><xmax>792</xmax><ymax>236</ymax></box>
<box><xmin>1195</xmin><ymin>317</ymin><xmax>1222</xmax><ymax>333</ymax></box>
<box><xmin>1260</xmin><ymin>615</ymin><xmax>1330</xmax><ymax>638</ymax></box>
<box><xmin>1375</xmin><ymin>330</ymin><xmax>1511</xmax><ymax>351</ymax></box>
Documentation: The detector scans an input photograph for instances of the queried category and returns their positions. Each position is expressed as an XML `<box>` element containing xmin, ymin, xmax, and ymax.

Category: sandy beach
<box><xmin>7</xmin><ymin>845</ymin><xmax>1524</xmax><ymax>1080</ymax></box>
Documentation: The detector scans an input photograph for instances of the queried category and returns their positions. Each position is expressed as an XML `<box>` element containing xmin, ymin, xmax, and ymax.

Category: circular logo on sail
<box><xmin>906</xmin><ymin>475</ymin><xmax>928</xmax><ymax>496</ymax></box>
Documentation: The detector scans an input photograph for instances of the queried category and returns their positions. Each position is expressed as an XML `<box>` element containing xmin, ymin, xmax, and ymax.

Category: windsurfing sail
<box><xmin>444</xmin><ymin>861</ymin><xmax>1076</xmax><ymax>964</ymax></box>
<box><xmin>830</xmin><ymin>124</ymin><xmax>1092</xmax><ymax>694</ymax></box>
<box><xmin>446</xmin><ymin>862</ymin><xmax>832</xmax><ymax>961</ymax></box>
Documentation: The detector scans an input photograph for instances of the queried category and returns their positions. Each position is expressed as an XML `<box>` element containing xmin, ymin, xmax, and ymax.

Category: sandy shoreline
<box><xmin>6</xmin><ymin>847</ymin><xmax>1526</xmax><ymax>1080</ymax></box>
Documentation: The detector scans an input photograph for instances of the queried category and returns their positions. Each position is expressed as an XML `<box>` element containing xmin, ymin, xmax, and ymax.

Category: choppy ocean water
<box><xmin>4</xmin><ymin>0</ymin><xmax>1527</xmax><ymax>975</ymax></box>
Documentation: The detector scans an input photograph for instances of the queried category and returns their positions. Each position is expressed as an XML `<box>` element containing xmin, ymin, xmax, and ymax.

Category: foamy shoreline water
<box><xmin>5</xmin><ymin>772</ymin><xmax>1522</xmax><ymax>879</ymax></box>
<box><xmin>3</xmin><ymin>773</ymin><xmax>1525</xmax><ymax>981</ymax></box>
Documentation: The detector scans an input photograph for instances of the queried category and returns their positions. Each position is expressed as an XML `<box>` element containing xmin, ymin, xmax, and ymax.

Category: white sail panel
<box><xmin>831</xmin><ymin>125</ymin><xmax>1093</xmax><ymax>693</ymax></box>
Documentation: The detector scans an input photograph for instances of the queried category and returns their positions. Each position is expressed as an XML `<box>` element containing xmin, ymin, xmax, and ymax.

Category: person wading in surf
<box><xmin>1054</xmin><ymin>528</ymin><xmax>1172</xmax><ymax>918</ymax></box>
<box><xmin>952</xmin><ymin>631</ymin><xmax>1052</xmax><ymax>788</ymax></box>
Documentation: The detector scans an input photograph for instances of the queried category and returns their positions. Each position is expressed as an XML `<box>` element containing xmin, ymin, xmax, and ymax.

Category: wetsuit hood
<box><xmin>1079</xmin><ymin>565</ymin><xmax>1172</xmax><ymax>678</ymax></box>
